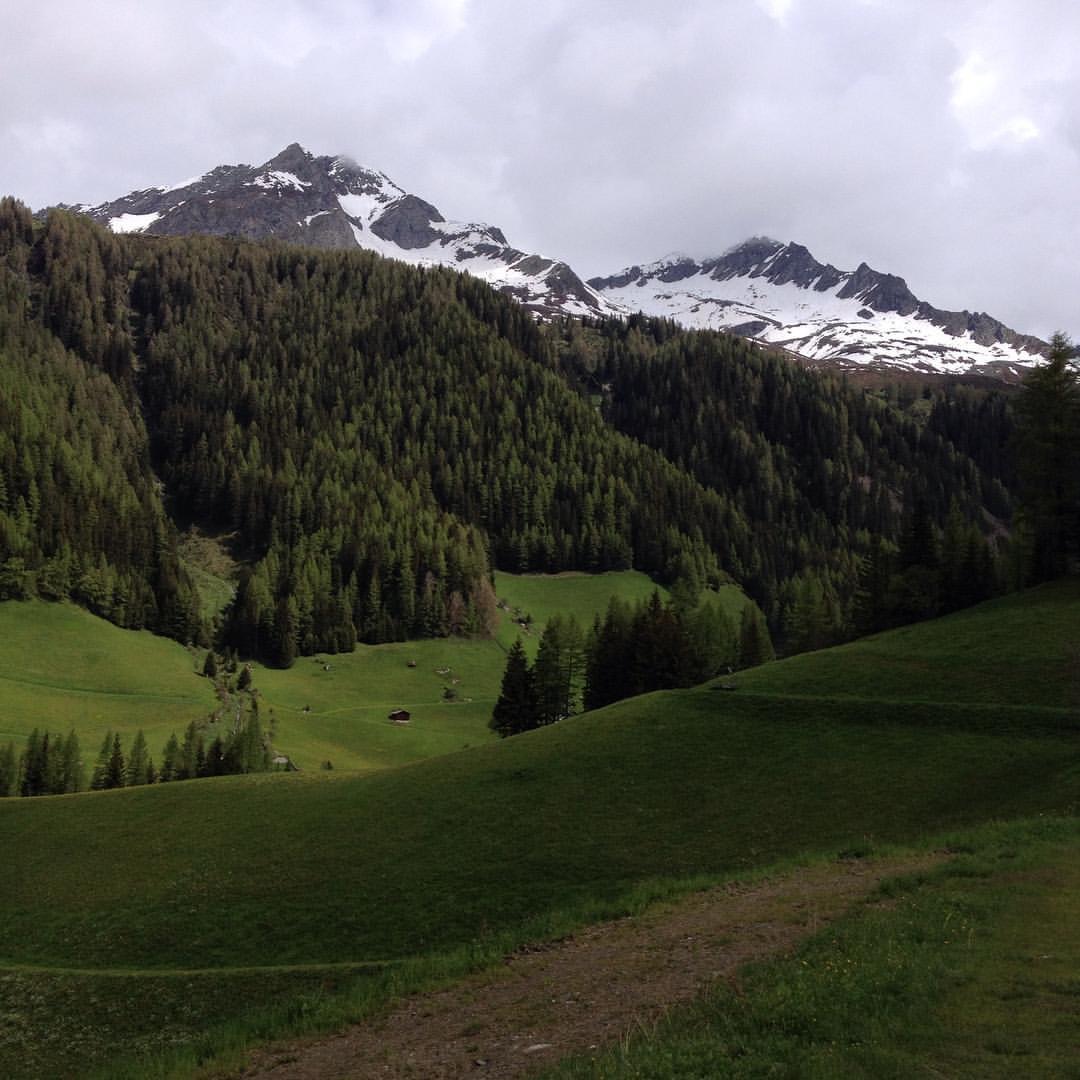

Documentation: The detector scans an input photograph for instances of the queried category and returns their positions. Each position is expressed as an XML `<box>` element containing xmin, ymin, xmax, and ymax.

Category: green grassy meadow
<box><xmin>493</xmin><ymin>569</ymin><xmax>661</xmax><ymax>655</ymax></box>
<box><xmin>0</xmin><ymin>602</ymin><xmax>217</xmax><ymax>751</ymax></box>
<box><xmin>1</xmin><ymin>579</ymin><xmax>1078</xmax><ymax>1077</ymax></box>
<box><xmin>0</xmin><ymin>570</ymin><xmax>668</xmax><ymax>773</ymax></box>
<box><xmin>253</xmin><ymin>638</ymin><xmax>504</xmax><ymax>771</ymax></box>
<box><xmin>733</xmin><ymin>576</ymin><xmax>1080</xmax><ymax>712</ymax></box>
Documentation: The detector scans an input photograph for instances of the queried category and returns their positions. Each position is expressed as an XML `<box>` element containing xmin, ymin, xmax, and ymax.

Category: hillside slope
<box><xmin>2</xmin><ymin>580</ymin><xmax>1078</xmax><ymax>1077</ymax></box>
<box><xmin>1</xmin><ymin>198</ymin><xmax>1018</xmax><ymax>659</ymax></box>
<box><xmin>3</xmin><ymin>580</ymin><xmax>1077</xmax><ymax>971</ymax></box>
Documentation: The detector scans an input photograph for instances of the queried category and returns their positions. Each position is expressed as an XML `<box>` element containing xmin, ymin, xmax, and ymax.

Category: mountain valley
<box><xmin>1</xmin><ymin>140</ymin><xmax>1078</xmax><ymax>1080</ymax></box>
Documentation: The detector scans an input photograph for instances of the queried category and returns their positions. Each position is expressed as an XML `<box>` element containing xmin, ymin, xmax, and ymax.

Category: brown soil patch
<box><xmin>238</xmin><ymin>854</ymin><xmax>941</xmax><ymax>1080</ymax></box>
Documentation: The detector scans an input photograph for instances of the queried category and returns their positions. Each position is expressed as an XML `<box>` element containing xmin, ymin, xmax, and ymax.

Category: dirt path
<box><xmin>239</xmin><ymin>854</ymin><xmax>940</xmax><ymax>1080</ymax></box>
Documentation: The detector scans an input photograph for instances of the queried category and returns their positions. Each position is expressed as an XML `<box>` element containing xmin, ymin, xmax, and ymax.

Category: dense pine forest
<box><xmin>0</xmin><ymin>196</ymin><xmax>1048</xmax><ymax>664</ymax></box>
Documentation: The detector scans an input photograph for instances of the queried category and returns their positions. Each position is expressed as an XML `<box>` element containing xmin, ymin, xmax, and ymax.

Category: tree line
<box><xmin>0</xmin><ymin>716</ymin><xmax>276</xmax><ymax>798</ymax></box>
<box><xmin>490</xmin><ymin>590</ymin><xmax>775</xmax><ymax>736</ymax></box>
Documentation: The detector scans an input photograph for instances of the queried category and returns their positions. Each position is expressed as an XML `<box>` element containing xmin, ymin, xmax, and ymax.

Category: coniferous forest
<box><xmin>0</xmin><ymin>195</ymin><xmax>1058</xmax><ymax>665</ymax></box>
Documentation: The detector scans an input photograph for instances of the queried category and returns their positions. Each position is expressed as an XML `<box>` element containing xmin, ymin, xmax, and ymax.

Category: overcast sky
<box><xmin>2</xmin><ymin>0</ymin><xmax>1076</xmax><ymax>337</ymax></box>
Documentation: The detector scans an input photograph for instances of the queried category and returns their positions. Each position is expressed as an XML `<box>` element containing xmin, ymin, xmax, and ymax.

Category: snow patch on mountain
<box><xmin>249</xmin><ymin>170</ymin><xmax>311</xmax><ymax>192</ymax></box>
<box><xmin>109</xmin><ymin>211</ymin><xmax>162</xmax><ymax>233</ymax></box>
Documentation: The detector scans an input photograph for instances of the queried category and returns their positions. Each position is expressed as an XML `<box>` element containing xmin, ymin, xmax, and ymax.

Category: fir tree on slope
<box><xmin>489</xmin><ymin>639</ymin><xmax>540</xmax><ymax>737</ymax></box>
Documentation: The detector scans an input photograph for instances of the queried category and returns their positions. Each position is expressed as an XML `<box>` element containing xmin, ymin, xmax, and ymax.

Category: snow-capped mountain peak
<box><xmin>70</xmin><ymin>147</ymin><xmax>1048</xmax><ymax>380</ymax></box>
<box><xmin>78</xmin><ymin>143</ymin><xmax>614</xmax><ymax>319</ymax></box>
<box><xmin>589</xmin><ymin>238</ymin><xmax>1047</xmax><ymax>379</ymax></box>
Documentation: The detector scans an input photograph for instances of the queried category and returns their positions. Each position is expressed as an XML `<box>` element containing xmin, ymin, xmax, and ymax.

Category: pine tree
<box><xmin>204</xmin><ymin>735</ymin><xmax>225</xmax><ymax>776</ymax></box>
<box><xmin>533</xmin><ymin>615</ymin><xmax>583</xmax><ymax>726</ymax></box>
<box><xmin>684</xmin><ymin>599</ymin><xmax>737</xmax><ymax>682</ymax></box>
<box><xmin>160</xmin><ymin>733</ymin><xmax>180</xmax><ymax>782</ymax></box>
<box><xmin>90</xmin><ymin>731</ymin><xmax>113</xmax><ymax>790</ymax></box>
<box><xmin>584</xmin><ymin>599</ymin><xmax>633</xmax><ymax>711</ymax></box>
<box><xmin>178</xmin><ymin>721</ymin><xmax>201</xmax><ymax>780</ymax></box>
<box><xmin>19</xmin><ymin>729</ymin><xmax>44</xmax><ymax>797</ymax></box>
<box><xmin>738</xmin><ymin>604</ymin><xmax>775</xmax><ymax>669</ymax></box>
<box><xmin>489</xmin><ymin>639</ymin><xmax>540</xmax><ymax>737</ymax></box>
<box><xmin>1011</xmin><ymin>332</ymin><xmax>1080</xmax><ymax>581</ymax></box>
<box><xmin>0</xmin><ymin>741</ymin><xmax>17</xmax><ymax>797</ymax></box>
<box><xmin>125</xmin><ymin>730</ymin><xmax>150</xmax><ymax>787</ymax></box>
<box><xmin>104</xmin><ymin>733</ymin><xmax>126</xmax><ymax>789</ymax></box>
<box><xmin>857</xmin><ymin>535</ymin><xmax>894</xmax><ymax>634</ymax></box>
<box><xmin>59</xmin><ymin>730</ymin><xmax>83</xmax><ymax>793</ymax></box>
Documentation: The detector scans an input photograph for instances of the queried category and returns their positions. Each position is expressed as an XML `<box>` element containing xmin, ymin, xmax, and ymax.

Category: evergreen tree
<box><xmin>0</xmin><ymin>741</ymin><xmax>17</xmax><ymax>797</ymax></box>
<box><xmin>160</xmin><ymin>733</ymin><xmax>180</xmax><ymax>782</ymax></box>
<box><xmin>738</xmin><ymin>605</ymin><xmax>775</xmax><ymax>669</ymax></box>
<box><xmin>684</xmin><ymin>599</ymin><xmax>737</xmax><ymax>682</ymax></box>
<box><xmin>125</xmin><ymin>730</ymin><xmax>151</xmax><ymax>787</ymax></box>
<box><xmin>178</xmin><ymin>721</ymin><xmax>202</xmax><ymax>780</ymax></box>
<box><xmin>19</xmin><ymin>730</ymin><xmax>43</xmax><ymax>797</ymax></box>
<box><xmin>489</xmin><ymin>639</ymin><xmax>540</xmax><ymax>737</ymax></box>
<box><xmin>237</xmin><ymin>712</ymin><xmax>270</xmax><ymax>772</ymax></box>
<box><xmin>204</xmin><ymin>735</ymin><xmax>226</xmax><ymax>777</ymax></box>
<box><xmin>854</xmin><ymin>536</ymin><xmax>896</xmax><ymax>635</ymax></box>
<box><xmin>1011</xmin><ymin>332</ymin><xmax>1080</xmax><ymax>581</ymax></box>
<box><xmin>629</xmin><ymin>591</ymin><xmax>695</xmax><ymax>693</ymax></box>
<box><xmin>59</xmin><ymin>730</ymin><xmax>84</xmax><ymax>793</ymax></box>
<box><xmin>583</xmin><ymin>599</ymin><xmax>633</xmax><ymax>711</ymax></box>
<box><xmin>90</xmin><ymin>731</ymin><xmax>113</xmax><ymax>790</ymax></box>
<box><xmin>533</xmin><ymin>614</ymin><xmax>585</xmax><ymax>726</ymax></box>
<box><xmin>104</xmin><ymin>733</ymin><xmax>126</xmax><ymax>789</ymax></box>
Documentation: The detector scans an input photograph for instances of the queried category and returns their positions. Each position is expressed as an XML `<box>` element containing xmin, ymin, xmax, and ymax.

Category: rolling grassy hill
<box><xmin>0</xmin><ymin>570</ymin><xmax>677</xmax><ymax>774</ymax></box>
<box><xmin>732</xmin><ymin>576</ymin><xmax>1080</xmax><ymax>714</ymax></box>
<box><xmin>0</xmin><ymin>601</ymin><xmax>217</xmax><ymax>752</ymax></box>
<box><xmin>1</xmin><ymin>579</ymin><xmax>1078</xmax><ymax>1077</ymax></box>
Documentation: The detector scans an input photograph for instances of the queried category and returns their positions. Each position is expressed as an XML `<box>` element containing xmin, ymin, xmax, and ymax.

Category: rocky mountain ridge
<box><xmin>589</xmin><ymin>239</ymin><xmax>1047</xmax><ymax>379</ymax></box>
<box><xmin>73</xmin><ymin>143</ymin><xmax>611</xmax><ymax>319</ymax></box>
<box><xmin>67</xmin><ymin>144</ymin><xmax>1047</xmax><ymax>379</ymax></box>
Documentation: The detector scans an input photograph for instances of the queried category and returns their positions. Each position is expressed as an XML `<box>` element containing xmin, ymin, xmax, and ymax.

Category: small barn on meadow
<box><xmin>388</xmin><ymin>708</ymin><xmax>411</xmax><ymax>725</ymax></box>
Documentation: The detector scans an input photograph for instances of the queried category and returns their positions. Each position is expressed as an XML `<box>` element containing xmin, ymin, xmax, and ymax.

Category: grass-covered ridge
<box><xmin>6</xmin><ymin>691</ymin><xmax>1074</xmax><ymax>971</ymax></box>
<box><xmin>733</xmin><ymin>576</ymin><xmax>1080</xmax><ymax>714</ymax></box>
<box><xmin>0</xmin><ymin>601</ymin><xmax>216</xmax><ymax>750</ymax></box>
